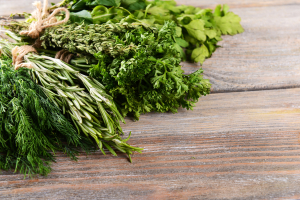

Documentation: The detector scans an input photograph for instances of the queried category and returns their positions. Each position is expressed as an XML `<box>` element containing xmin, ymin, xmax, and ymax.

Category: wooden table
<box><xmin>1</xmin><ymin>0</ymin><xmax>300</xmax><ymax>199</ymax></box>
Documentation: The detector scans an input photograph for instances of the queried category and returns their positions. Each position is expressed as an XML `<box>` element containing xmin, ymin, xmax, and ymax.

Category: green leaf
<box><xmin>213</xmin><ymin>12</ymin><xmax>244</xmax><ymax>35</ymax></box>
<box><xmin>147</xmin><ymin>6</ymin><xmax>169</xmax><ymax>16</ymax></box>
<box><xmin>177</xmin><ymin>15</ymin><xmax>193</xmax><ymax>25</ymax></box>
<box><xmin>120</xmin><ymin>0</ymin><xmax>146</xmax><ymax>11</ymax></box>
<box><xmin>204</xmin><ymin>28</ymin><xmax>217</xmax><ymax>39</ymax></box>
<box><xmin>223</xmin><ymin>4</ymin><xmax>230</xmax><ymax>14</ymax></box>
<box><xmin>103</xmin><ymin>142</ymin><xmax>117</xmax><ymax>156</ymax></box>
<box><xmin>91</xmin><ymin>5</ymin><xmax>110</xmax><ymax>23</ymax></box>
<box><xmin>88</xmin><ymin>0</ymin><xmax>121</xmax><ymax>7</ymax></box>
<box><xmin>175</xmin><ymin>38</ymin><xmax>189</xmax><ymax>48</ymax></box>
<box><xmin>214</xmin><ymin>5</ymin><xmax>222</xmax><ymax>16</ymax></box>
<box><xmin>127</xmin><ymin>2</ymin><xmax>146</xmax><ymax>11</ymax></box>
<box><xmin>191</xmin><ymin>45</ymin><xmax>209</xmax><ymax>64</ymax></box>
<box><xmin>174</xmin><ymin>43</ymin><xmax>186</xmax><ymax>60</ymax></box>
<box><xmin>175</xmin><ymin>26</ymin><xmax>182</xmax><ymax>37</ymax></box>
<box><xmin>91</xmin><ymin>5</ymin><xmax>109</xmax><ymax>16</ymax></box>
<box><xmin>70</xmin><ymin>10</ymin><xmax>93</xmax><ymax>24</ymax></box>
<box><xmin>183</xmin><ymin>19</ymin><xmax>206</xmax><ymax>42</ymax></box>
<box><xmin>71</xmin><ymin>0</ymin><xmax>88</xmax><ymax>11</ymax></box>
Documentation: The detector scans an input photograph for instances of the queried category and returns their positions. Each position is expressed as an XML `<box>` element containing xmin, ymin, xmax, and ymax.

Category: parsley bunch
<box><xmin>41</xmin><ymin>21</ymin><xmax>211</xmax><ymax>119</ymax></box>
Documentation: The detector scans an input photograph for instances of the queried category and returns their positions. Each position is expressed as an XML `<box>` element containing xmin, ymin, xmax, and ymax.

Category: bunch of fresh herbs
<box><xmin>0</xmin><ymin>39</ymin><xmax>143</xmax><ymax>161</ymax></box>
<box><xmin>53</xmin><ymin>0</ymin><xmax>244</xmax><ymax>64</ymax></box>
<box><xmin>40</xmin><ymin>21</ymin><xmax>211</xmax><ymax>119</ymax></box>
<box><xmin>0</xmin><ymin>0</ymin><xmax>244</xmax><ymax>176</ymax></box>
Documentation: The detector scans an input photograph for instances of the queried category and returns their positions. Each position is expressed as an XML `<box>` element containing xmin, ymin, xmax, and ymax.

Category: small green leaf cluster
<box><xmin>41</xmin><ymin>21</ymin><xmax>211</xmax><ymax>120</ymax></box>
<box><xmin>141</xmin><ymin>2</ymin><xmax>244</xmax><ymax>63</ymax></box>
<box><xmin>0</xmin><ymin>56</ymin><xmax>94</xmax><ymax>177</ymax></box>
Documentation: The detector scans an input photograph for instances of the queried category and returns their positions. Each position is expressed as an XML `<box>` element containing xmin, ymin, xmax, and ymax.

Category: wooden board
<box><xmin>1</xmin><ymin>0</ymin><xmax>300</xmax><ymax>199</ymax></box>
<box><xmin>2</xmin><ymin>88</ymin><xmax>300</xmax><ymax>199</ymax></box>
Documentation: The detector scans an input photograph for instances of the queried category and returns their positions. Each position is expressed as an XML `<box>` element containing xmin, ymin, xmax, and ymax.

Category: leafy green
<box><xmin>71</xmin><ymin>0</ymin><xmax>89</xmax><ymax>11</ymax></box>
<box><xmin>213</xmin><ymin>12</ymin><xmax>244</xmax><ymax>35</ymax></box>
<box><xmin>191</xmin><ymin>45</ymin><xmax>209</xmax><ymax>64</ymax></box>
<box><xmin>70</xmin><ymin>10</ymin><xmax>93</xmax><ymax>24</ymax></box>
<box><xmin>87</xmin><ymin>0</ymin><xmax>121</xmax><ymax>7</ymax></box>
<box><xmin>175</xmin><ymin>37</ymin><xmax>189</xmax><ymax>47</ymax></box>
<box><xmin>183</xmin><ymin>19</ymin><xmax>206</xmax><ymax>42</ymax></box>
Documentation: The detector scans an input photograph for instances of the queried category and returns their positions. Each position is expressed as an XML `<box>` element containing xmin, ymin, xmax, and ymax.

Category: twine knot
<box><xmin>20</xmin><ymin>0</ymin><xmax>69</xmax><ymax>38</ymax></box>
<box><xmin>55</xmin><ymin>49</ymin><xmax>74</xmax><ymax>63</ymax></box>
<box><xmin>12</xmin><ymin>46</ymin><xmax>37</xmax><ymax>70</ymax></box>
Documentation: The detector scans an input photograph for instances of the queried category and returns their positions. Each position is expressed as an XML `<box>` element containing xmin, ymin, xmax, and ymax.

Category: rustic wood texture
<box><xmin>2</xmin><ymin>88</ymin><xmax>300</xmax><ymax>199</ymax></box>
<box><xmin>1</xmin><ymin>0</ymin><xmax>300</xmax><ymax>199</ymax></box>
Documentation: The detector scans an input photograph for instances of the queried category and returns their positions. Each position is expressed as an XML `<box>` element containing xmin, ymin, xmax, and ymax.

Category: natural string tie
<box><xmin>12</xmin><ymin>46</ymin><xmax>37</xmax><ymax>70</ymax></box>
<box><xmin>20</xmin><ymin>0</ymin><xmax>70</xmax><ymax>39</ymax></box>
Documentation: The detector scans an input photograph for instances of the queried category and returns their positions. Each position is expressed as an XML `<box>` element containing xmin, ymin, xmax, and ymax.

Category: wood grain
<box><xmin>2</xmin><ymin>88</ymin><xmax>300</xmax><ymax>199</ymax></box>
<box><xmin>1</xmin><ymin>0</ymin><xmax>300</xmax><ymax>199</ymax></box>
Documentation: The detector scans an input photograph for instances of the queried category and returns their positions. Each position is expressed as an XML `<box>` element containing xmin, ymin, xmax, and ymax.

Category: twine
<box><xmin>55</xmin><ymin>49</ymin><xmax>74</xmax><ymax>63</ymax></box>
<box><xmin>12</xmin><ymin>46</ymin><xmax>37</xmax><ymax>70</ymax></box>
<box><xmin>12</xmin><ymin>0</ymin><xmax>70</xmax><ymax>70</ymax></box>
<box><xmin>20</xmin><ymin>0</ymin><xmax>70</xmax><ymax>39</ymax></box>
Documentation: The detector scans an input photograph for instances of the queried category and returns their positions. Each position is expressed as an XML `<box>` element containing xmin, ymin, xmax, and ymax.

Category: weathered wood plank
<box><xmin>2</xmin><ymin>88</ymin><xmax>300</xmax><ymax>199</ymax></box>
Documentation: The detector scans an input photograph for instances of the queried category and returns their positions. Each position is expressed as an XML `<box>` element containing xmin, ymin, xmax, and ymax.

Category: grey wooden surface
<box><xmin>1</xmin><ymin>0</ymin><xmax>300</xmax><ymax>199</ymax></box>
<box><xmin>2</xmin><ymin>88</ymin><xmax>300</xmax><ymax>199</ymax></box>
